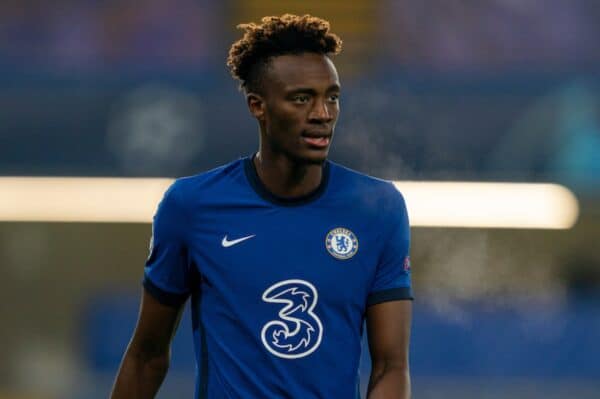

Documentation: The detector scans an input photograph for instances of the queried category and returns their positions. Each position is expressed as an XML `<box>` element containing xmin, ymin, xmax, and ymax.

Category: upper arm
<box><xmin>128</xmin><ymin>288</ymin><xmax>185</xmax><ymax>358</ymax></box>
<box><xmin>367</xmin><ymin>186</ymin><xmax>413</xmax><ymax>366</ymax></box>
<box><xmin>132</xmin><ymin>182</ymin><xmax>194</xmax><ymax>356</ymax></box>
<box><xmin>366</xmin><ymin>300</ymin><xmax>412</xmax><ymax>369</ymax></box>
<box><xmin>367</xmin><ymin>187</ymin><xmax>412</xmax><ymax>306</ymax></box>
<box><xmin>143</xmin><ymin>181</ymin><xmax>196</xmax><ymax>308</ymax></box>
<box><xmin>128</xmin><ymin>181</ymin><xmax>196</xmax><ymax>358</ymax></box>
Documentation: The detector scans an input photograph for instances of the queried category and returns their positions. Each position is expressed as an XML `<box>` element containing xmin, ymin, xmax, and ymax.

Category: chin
<box><xmin>299</xmin><ymin>150</ymin><xmax>328</xmax><ymax>165</ymax></box>
<box><xmin>281</xmin><ymin>145</ymin><xmax>329</xmax><ymax>166</ymax></box>
<box><xmin>307</xmin><ymin>156</ymin><xmax>327</xmax><ymax>165</ymax></box>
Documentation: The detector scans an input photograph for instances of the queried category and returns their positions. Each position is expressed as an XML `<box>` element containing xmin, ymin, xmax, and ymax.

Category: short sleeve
<box><xmin>367</xmin><ymin>187</ymin><xmax>413</xmax><ymax>306</ymax></box>
<box><xmin>142</xmin><ymin>182</ymin><xmax>193</xmax><ymax>307</ymax></box>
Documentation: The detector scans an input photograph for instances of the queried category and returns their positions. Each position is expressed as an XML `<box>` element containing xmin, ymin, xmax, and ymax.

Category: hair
<box><xmin>227</xmin><ymin>14</ymin><xmax>342</xmax><ymax>93</ymax></box>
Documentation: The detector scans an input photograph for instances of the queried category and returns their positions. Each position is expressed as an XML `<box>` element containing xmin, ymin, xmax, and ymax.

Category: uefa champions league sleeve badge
<box><xmin>325</xmin><ymin>227</ymin><xmax>358</xmax><ymax>260</ymax></box>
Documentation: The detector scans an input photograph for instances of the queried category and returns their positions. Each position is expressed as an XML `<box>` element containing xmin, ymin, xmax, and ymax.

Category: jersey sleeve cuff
<box><xmin>367</xmin><ymin>287</ymin><xmax>413</xmax><ymax>306</ymax></box>
<box><xmin>142</xmin><ymin>276</ymin><xmax>189</xmax><ymax>308</ymax></box>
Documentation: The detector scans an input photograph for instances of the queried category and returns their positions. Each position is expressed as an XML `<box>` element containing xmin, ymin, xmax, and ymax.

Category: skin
<box><xmin>110</xmin><ymin>290</ymin><xmax>183</xmax><ymax>398</ymax></box>
<box><xmin>366</xmin><ymin>301</ymin><xmax>412</xmax><ymax>399</ymax></box>
<box><xmin>111</xmin><ymin>51</ymin><xmax>412</xmax><ymax>399</ymax></box>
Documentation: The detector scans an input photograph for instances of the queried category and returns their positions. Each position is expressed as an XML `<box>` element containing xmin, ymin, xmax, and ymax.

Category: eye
<box><xmin>292</xmin><ymin>95</ymin><xmax>310</xmax><ymax>104</ymax></box>
<box><xmin>328</xmin><ymin>94</ymin><xmax>340</xmax><ymax>102</ymax></box>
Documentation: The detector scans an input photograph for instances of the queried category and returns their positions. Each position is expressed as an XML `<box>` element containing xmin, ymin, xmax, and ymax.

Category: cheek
<box><xmin>330</xmin><ymin>104</ymin><xmax>340</xmax><ymax>119</ymax></box>
<box><xmin>268</xmin><ymin>107</ymin><xmax>304</xmax><ymax>133</ymax></box>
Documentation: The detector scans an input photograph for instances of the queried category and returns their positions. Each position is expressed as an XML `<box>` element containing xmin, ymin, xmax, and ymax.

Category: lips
<box><xmin>302</xmin><ymin>130</ymin><xmax>331</xmax><ymax>148</ymax></box>
<box><xmin>302</xmin><ymin>136</ymin><xmax>330</xmax><ymax>147</ymax></box>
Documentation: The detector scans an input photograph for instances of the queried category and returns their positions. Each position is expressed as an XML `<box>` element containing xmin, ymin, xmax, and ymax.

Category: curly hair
<box><xmin>227</xmin><ymin>14</ymin><xmax>343</xmax><ymax>93</ymax></box>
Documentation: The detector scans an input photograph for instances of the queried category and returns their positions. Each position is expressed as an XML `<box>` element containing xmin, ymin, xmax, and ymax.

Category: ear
<box><xmin>246</xmin><ymin>93</ymin><xmax>265</xmax><ymax>121</ymax></box>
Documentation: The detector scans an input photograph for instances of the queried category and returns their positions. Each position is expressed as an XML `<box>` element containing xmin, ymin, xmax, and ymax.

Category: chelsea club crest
<box><xmin>325</xmin><ymin>227</ymin><xmax>358</xmax><ymax>260</ymax></box>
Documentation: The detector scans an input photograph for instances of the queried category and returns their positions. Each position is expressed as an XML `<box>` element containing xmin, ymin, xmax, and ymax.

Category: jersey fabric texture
<box><xmin>143</xmin><ymin>156</ymin><xmax>412</xmax><ymax>398</ymax></box>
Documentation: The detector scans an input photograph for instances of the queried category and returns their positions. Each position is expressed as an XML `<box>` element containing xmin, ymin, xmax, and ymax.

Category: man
<box><xmin>111</xmin><ymin>14</ymin><xmax>412</xmax><ymax>399</ymax></box>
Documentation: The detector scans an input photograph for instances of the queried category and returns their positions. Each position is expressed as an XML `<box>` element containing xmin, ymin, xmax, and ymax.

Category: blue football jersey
<box><xmin>143</xmin><ymin>156</ymin><xmax>412</xmax><ymax>398</ymax></box>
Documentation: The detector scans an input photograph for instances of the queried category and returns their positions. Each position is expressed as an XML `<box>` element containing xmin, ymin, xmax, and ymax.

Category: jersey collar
<box><xmin>243</xmin><ymin>154</ymin><xmax>330</xmax><ymax>206</ymax></box>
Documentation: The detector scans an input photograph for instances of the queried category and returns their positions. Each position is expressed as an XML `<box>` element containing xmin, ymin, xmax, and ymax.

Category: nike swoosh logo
<box><xmin>221</xmin><ymin>234</ymin><xmax>256</xmax><ymax>248</ymax></box>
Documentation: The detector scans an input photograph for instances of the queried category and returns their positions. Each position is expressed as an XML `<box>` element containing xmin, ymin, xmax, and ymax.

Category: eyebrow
<box><xmin>286</xmin><ymin>84</ymin><xmax>341</xmax><ymax>95</ymax></box>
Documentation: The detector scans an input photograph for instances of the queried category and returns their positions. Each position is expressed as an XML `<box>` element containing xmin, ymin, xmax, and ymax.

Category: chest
<box><xmin>186</xmin><ymin>205</ymin><xmax>382</xmax><ymax>309</ymax></box>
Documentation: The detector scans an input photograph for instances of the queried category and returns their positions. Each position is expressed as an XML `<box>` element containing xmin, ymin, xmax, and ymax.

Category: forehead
<box><xmin>264</xmin><ymin>53</ymin><xmax>340</xmax><ymax>92</ymax></box>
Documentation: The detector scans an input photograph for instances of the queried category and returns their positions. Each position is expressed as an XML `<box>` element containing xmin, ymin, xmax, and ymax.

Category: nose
<box><xmin>308</xmin><ymin>99</ymin><xmax>333</xmax><ymax>123</ymax></box>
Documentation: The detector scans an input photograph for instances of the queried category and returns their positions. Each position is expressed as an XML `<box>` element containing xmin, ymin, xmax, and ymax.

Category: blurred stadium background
<box><xmin>1</xmin><ymin>1</ymin><xmax>599</xmax><ymax>398</ymax></box>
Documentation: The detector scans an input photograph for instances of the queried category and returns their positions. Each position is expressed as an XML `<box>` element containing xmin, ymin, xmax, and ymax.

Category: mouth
<box><xmin>301</xmin><ymin>131</ymin><xmax>331</xmax><ymax>149</ymax></box>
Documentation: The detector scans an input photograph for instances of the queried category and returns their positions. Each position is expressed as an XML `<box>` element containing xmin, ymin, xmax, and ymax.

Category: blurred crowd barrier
<box><xmin>1</xmin><ymin>71</ymin><xmax>599</xmax><ymax>195</ymax></box>
<box><xmin>1</xmin><ymin>1</ymin><xmax>599</xmax><ymax>398</ymax></box>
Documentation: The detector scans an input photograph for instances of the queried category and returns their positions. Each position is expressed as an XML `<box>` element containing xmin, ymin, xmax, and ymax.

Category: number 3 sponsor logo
<box><xmin>261</xmin><ymin>279</ymin><xmax>323</xmax><ymax>359</ymax></box>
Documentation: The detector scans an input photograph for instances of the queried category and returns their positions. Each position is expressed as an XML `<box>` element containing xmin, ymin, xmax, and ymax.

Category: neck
<box><xmin>253</xmin><ymin>152</ymin><xmax>324</xmax><ymax>198</ymax></box>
